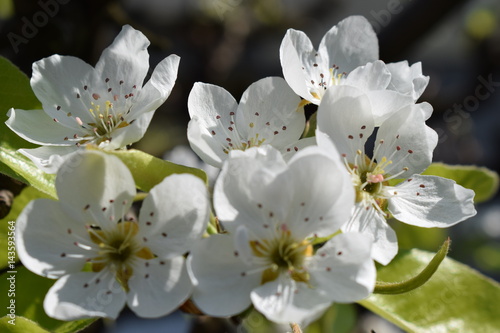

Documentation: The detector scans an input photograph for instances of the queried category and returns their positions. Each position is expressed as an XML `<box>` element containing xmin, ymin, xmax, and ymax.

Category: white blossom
<box><xmin>188</xmin><ymin>146</ymin><xmax>375</xmax><ymax>324</ymax></box>
<box><xmin>16</xmin><ymin>150</ymin><xmax>209</xmax><ymax>320</ymax></box>
<box><xmin>6</xmin><ymin>25</ymin><xmax>179</xmax><ymax>173</ymax></box>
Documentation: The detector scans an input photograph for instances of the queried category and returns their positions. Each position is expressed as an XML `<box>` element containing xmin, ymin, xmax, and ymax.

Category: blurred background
<box><xmin>1</xmin><ymin>0</ymin><xmax>499</xmax><ymax>332</ymax></box>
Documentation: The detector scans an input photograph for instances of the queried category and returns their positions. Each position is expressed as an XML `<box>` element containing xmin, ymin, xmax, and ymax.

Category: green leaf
<box><xmin>0</xmin><ymin>266</ymin><xmax>97</xmax><ymax>333</ymax></box>
<box><xmin>359</xmin><ymin>248</ymin><xmax>500</xmax><ymax>332</ymax></box>
<box><xmin>305</xmin><ymin>304</ymin><xmax>356</xmax><ymax>333</ymax></box>
<box><xmin>0</xmin><ymin>316</ymin><xmax>50</xmax><ymax>333</ymax></box>
<box><xmin>101</xmin><ymin>148</ymin><xmax>208</xmax><ymax>192</ymax></box>
<box><xmin>374</xmin><ymin>238</ymin><xmax>450</xmax><ymax>295</ymax></box>
<box><xmin>422</xmin><ymin>162</ymin><xmax>499</xmax><ymax>203</ymax></box>
<box><xmin>0</xmin><ymin>186</ymin><xmax>52</xmax><ymax>270</ymax></box>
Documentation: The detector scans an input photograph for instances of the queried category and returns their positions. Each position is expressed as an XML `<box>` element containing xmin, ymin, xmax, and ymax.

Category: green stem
<box><xmin>373</xmin><ymin>238</ymin><xmax>451</xmax><ymax>295</ymax></box>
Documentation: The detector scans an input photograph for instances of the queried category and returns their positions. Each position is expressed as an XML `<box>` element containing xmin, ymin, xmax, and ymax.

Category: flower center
<box><xmin>57</xmin><ymin>79</ymin><xmax>139</xmax><ymax>147</ymax></box>
<box><xmin>87</xmin><ymin>221</ymin><xmax>154</xmax><ymax>291</ymax></box>
<box><xmin>307</xmin><ymin>63</ymin><xmax>347</xmax><ymax>100</ymax></box>
<box><xmin>250</xmin><ymin>227</ymin><xmax>313</xmax><ymax>285</ymax></box>
<box><xmin>223</xmin><ymin>134</ymin><xmax>266</xmax><ymax>154</ymax></box>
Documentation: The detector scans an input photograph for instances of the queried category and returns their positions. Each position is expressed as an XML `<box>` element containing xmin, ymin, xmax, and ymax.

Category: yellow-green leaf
<box><xmin>359</xmin><ymin>248</ymin><xmax>500</xmax><ymax>332</ymax></box>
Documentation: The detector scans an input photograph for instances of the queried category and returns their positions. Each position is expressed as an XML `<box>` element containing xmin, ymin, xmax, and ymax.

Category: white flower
<box><xmin>187</xmin><ymin>146</ymin><xmax>375</xmax><ymax>324</ymax></box>
<box><xmin>187</xmin><ymin>77</ymin><xmax>309</xmax><ymax>168</ymax></box>
<box><xmin>16</xmin><ymin>150</ymin><xmax>209</xmax><ymax>320</ymax></box>
<box><xmin>6</xmin><ymin>25</ymin><xmax>180</xmax><ymax>173</ymax></box>
<box><xmin>316</xmin><ymin>86</ymin><xmax>477</xmax><ymax>265</ymax></box>
<box><xmin>279</xmin><ymin>16</ymin><xmax>428</xmax><ymax>123</ymax></box>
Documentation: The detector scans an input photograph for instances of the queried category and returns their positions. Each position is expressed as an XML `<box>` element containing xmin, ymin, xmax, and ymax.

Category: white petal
<box><xmin>19</xmin><ymin>146</ymin><xmax>79</xmax><ymax>174</ymax></box>
<box><xmin>388</xmin><ymin>175</ymin><xmax>477</xmax><ymax>228</ymax></box>
<box><xmin>342</xmin><ymin>204</ymin><xmax>398</xmax><ymax>265</ymax></box>
<box><xmin>16</xmin><ymin>199</ymin><xmax>95</xmax><ymax>278</ymax></box>
<box><xmin>236</xmin><ymin>77</ymin><xmax>305</xmax><ymax>148</ymax></box>
<box><xmin>364</xmin><ymin>90</ymin><xmax>414</xmax><ymax>126</ymax></box>
<box><xmin>282</xmin><ymin>146</ymin><xmax>354</xmax><ymax>238</ymax></box>
<box><xmin>386</xmin><ymin>61</ymin><xmax>429</xmax><ymax>101</ymax></box>
<box><xmin>44</xmin><ymin>271</ymin><xmax>126</xmax><ymax>320</ymax></box>
<box><xmin>55</xmin><ymin>150</ymin><xmax>135</xmax><ymax>230</ymax></box>
<box><xmin>138</xmin><ymin>174</ymin><xmax>209</xmax><ymax>258</ymax></box>
<box><xmin>187</xmin><ymin>82</ymin><xmax>240</xmax><ymax>167</ymax></box>
<box><xmin>214</xmin><ymin>147</ymin><xmax>292</xmax><ymax>238</ymax></box>
<box><xmin>318</xmin><ymin>16</ymin><xmax>378</xmax><ymax>74</ymax></box>
<box><xmin>279</xmin><ymin>29</ymin><xmax>318</xmax><ymax>102</ymax></box>
<box><xmin>308</xmin><ymin>232</ymin><xmax>375</xmax><ymax>302</ymax></box>
<box><xmin>94</xmin><ymin>25</ymin><xmax>150</xmax><ymax>94</ymax></box>
<box><xmin>188</xmin><ymin>234</ymin><xmax>261</xmax><ymax>316</ymax></box>
<box><xmin>316</xmin><ymin>85</ymin><xmax>374</xmax><ymax>160</ymax></box>
<box><xmin>281</xmin><ymin>136</ymin><xmax>317</xmax><ymax>161</ymax></box>
<box><xmin>375</xmin><ymin>104</ymin><xmax>438</xmax><ymax>178</ymax></box>
<box><xmin>6</xmin><ymin>108</ymin><xmax>83</xmax><ymax>145</ymax></box>
<box><xmin>251</xmin><ymin>276</ymin><xmax>332</xmax><ymax>325</ymax></box>
<box><xmin>187</xmin><ymin>117</ymin><xmax>226</xmax><ymax>168</ymax></box>
<box><xmin>343</xmin><ymin>60</ymin><xmax>391</xmax><ymax>92</ymax></box>
<box><xmin>31</xmin><ymin>55</ymin><xmax>96</xmax><ymax>128</ymax></box>
<box><xmin>127</xmin><ymin>257</ymin><xmax>192</xmax><ymax>318</ymax></box>
<box><xmin>127</xmin><ymin>54</ymin><xmax>180</xmax><ymax>119</ymax></box>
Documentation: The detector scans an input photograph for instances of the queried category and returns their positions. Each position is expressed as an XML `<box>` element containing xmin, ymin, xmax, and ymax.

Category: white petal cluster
<box><xmin>16</xmin><ymin>150</ymin><xmax>209</xmax><ymax>319</ymax></box>
<box><xmin>187</xmin><ymin>146</ymin><xmax>376</xmax><ymax>324</ymax></box>
<box><xmin>8</xmin><ymin>15</ymin><xmax>480</xmax><ymax>328</ymax></box>
<box><xmin>6</xmin><ymin>25</ymin><xmax>180</xmax><ymax>173</ymax></box>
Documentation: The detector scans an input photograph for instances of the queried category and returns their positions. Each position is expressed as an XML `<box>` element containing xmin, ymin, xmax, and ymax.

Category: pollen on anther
<box><xmin>255</xmin><ymin>112</ymin><xmax>260</xmax><ymax>116</ymax></box>
<box><xmin>83</xmin><ymin>283</ymin><xmax>89</xmax><ymax>288</ymax></box>
<box><xmin>269</xmin><ymin>212</ymin><xmax>274</xmax><ymax>218</ymax></box>
<box><xmin>266</xmin><ymin>122</ymin><xmax>270</xmax><ymax>126</ymax></box>
<box><xmin>150</xmin><ymin>212</ymin><xmax>154</xmax><ymax>217</ymax></box>
<box><xmin>229</xmin><ymin>112</ymin><xmax>235</xmax><ymax>116</ymax></box>
<box><xmin>146</xmin><ymin>221</ymin><xmax>152</xmax><ymax>226</ymax></box>
<box><xmin>234</xmin><ymin>251</ymin><xmax>239</xmax><ymax>257</ymax></box>
<box><xmin>274</xmin><ymin>131</ymin><xmax>279</xmax><ymax>135</ymax></box>
<box><xmin>162</xmin><ymin>232</ymin><xmax>167</xmax><ymax>237</ymax></box>
<box><xmin>337</xmin><ymin>251</ymin><xmax>342</xmax><ymax>256</ymax></box>
<box><xmin>216</xmin><ymin>115</ymin><xmax>221</xmax><ymax>119</ymax></box>
<box><xmin>359</xmin><ymin>133</ymin><xmax>363</xmax><ymax>138</ymax></box>
<box><xmin>102</xmin><ymin>207</ymin><xmax>107</xmax><ymax>212</ymax></box>
<box><xmin>241</xmin><ymin>272</ymin><xmax>246</xmax><ymax>277</ymax></box>
<box><xmin>92</xmin><ymin>93</ymin><xmax>100</xmax><ymax>100</ymax></box>
<box><xmin>257</xmin><ymin>203</ymin><xmax>262</xmax><ymax>208</ymax></box>
<box><xmin>60</xmin><ymin>253</ymin><xmax>66</xmax><ymax>257</ymax></box>
<box><xmin>226</xmin><ymin>137</ymin><xmax>231</xmax><ymax>142</ymax></box>
<box><xmin>420</xmin><ymin>184</ymin><xmax>426</xmax><ymax>188</ymax></box>
<box><xmin>407</xmin><ymin>178</ymin><xmax>412</xmax><ymax>182</ymax></box>
<box><xmin>228</xmin><ymin>127</ymin><xmax>234</xmax><ymax>131</ymax></box>
<box><xmin>83</xmin><ymin>85</ymin><xmax>88</xmax><ymax>90</ymax></box>
<box><xmin>294</xmin><ymin>147</ymin><xmax>298</xmax><ymax>152</ymax></box>
<box><xmin>282</xmin><ymin>126</ymin><xmax>287</xmax><ymax>130</ymax></box>
<box><xmin>361</xmin><ymin>125</ymin><xmax>366</xmax><ymax>129</ymax></box>
<box><xmin>84</xmin><ymin>204</ymin><xmax>90</xmax><ymax>210</ymax></box>
<box><xmin>211</xmin><ymin>130</ymin><xmax>216</xmax><ymax>135</ymax></box>
<box><xmin>416</xmin><ymin>192</ymin><xmax>420</xmax><ymax>196</ymax></box>
<box><xmin>348</xmin><ymin>135</ymin><xmax>354</xmax><ymax>139</ymax></box>
<box><xmin>119</xmin><ymin>80</ymin><xmax>124</xmax><ymax>85</ymax></box>
<box><xmin>396</xmin><ymin>146</ymin><xmax>401</xmax><ymax>151</ymax></box>
<box><xmin>408</xmin><ymin>149</ymin><xmax>413</xmax><ymax>154</ymax></box>
<box><xmin>76</xmin><ymin>93</ymin><xmax>80</xmax><ymax>98</ymax></box>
